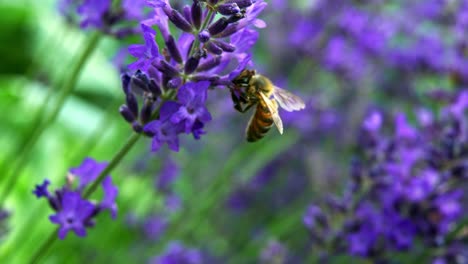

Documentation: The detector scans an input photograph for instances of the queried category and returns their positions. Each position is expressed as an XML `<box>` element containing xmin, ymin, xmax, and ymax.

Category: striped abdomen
<box><xmin>246</xmin><ymin>100</ymin><xmax>273</xmax><ymax>142</ymax></box>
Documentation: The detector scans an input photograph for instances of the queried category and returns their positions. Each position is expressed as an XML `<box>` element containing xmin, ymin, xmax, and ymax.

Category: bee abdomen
<box><xmin>246</xmin><ymin>105</ymin><xmax>273</xmax><ymax>142</ymax></box>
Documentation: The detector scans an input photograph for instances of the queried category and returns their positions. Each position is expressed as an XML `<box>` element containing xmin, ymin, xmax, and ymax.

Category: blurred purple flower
<box><xmin>303</xmin><ymin>90</ymin><xmax>468</xmax><ymax>261</ymax></box>
<box><xmin>150</xmin><ymin>242</ymin><xmax>203</xmax><ymax>264</ymax></box>
<box><xmin>77</xmin><ymin>0</ymin><xmax>110</xmax><ymax>29</ymax></box>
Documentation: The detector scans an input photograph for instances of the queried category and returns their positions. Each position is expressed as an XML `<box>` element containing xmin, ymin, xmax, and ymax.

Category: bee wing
<box><xmin>259</xmin><ymin>92</ymin><xmax>284</xmax><ymax>134</ymax></box>
<box><xmin>273</xmin><ymin>86</ymin><xmax>306</xmax><ymax>112</ymax></box>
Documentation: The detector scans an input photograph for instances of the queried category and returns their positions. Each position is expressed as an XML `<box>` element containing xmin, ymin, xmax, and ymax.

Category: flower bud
<box><xmin>191</xmin><ymin>0</ymin><xmax>202</xmax><ymax>29</ymax></box>
<box><xmin>191</xmin><ymin>74</ymin><xmax>220</xmax><ymax>82</ymax></box>
<box><xmin>217</xmin><ymin>3</ymin><xmax>241</xmax><ymax>16</ymax></box>
<box><xmin>140</xmin><ymin>101</ymin><xmax>154</xmax><ymax>124</ymax></box>
<box><xmin>132</xmin><ymin>122</ymin><xmax>143</xmax><ymax>133</ymax></box>
<box><xmin>165</xmin><ymin>35</ymin><xmax>183</xmax><ymax>64</ymax></box>
<box><xmin>153</xmin><ymin>60</ymin><xmax>180</xmax><ymax>78</ymax></box>
<box><xmin>119</xmin><ymin>105</ymin><xmax>136</xmax><ymax>123</ymax></box>
<box><xmin>131</xmin><ymin>72</ymin><xmax>149</xmax><ymax>92</ymax></box>
<box><xmin>212</xmin><ymin>40</ymin><xmax>235</xmax><ymax>52</ymax></box>
<box><xmin>229</xmin><ymin>0</ymin><xmax>253</xmax><ymax>9</ymax></box>
<box><xmin>182</xmin><ymin>5</ymin><xmax>192</xmax><ymax>25</ymax></box>
<box><xmin>126</xmin><ymin>92</ymin><xmax>139</xmax><ymax>117</ymax></box>
<box><xmin>167</xmin><ymin>77</ymin><xmax>182</xmax><ymax>89</ymax></box>
<box><xmin>165</xmin><ymin>8</ymin><xmax>193</xmax><ymax>32</ymax></box>
<box><xmin>198</xmin><ymin>30</ymin><xmax>210</xmax><ymax>43</ymax></box>
<box><xmin>197</xmin><ymin>56</ymin><xmax>221</xmax><ymax>72</ymax></box>
<box><xmin>121</xmin><ymin>73</ymin><xmax>131</xmax><ymax>95</ymax></box>
<box><xmin>184</xmin><ymin>56</ymin><xmax>200</xmax><ymax>74</ymax></box>
<box><xmin>208</xmin><ymin>17</ymin><xmax>229</xmax><ymax>36</ymax></box>
<box><xmin>215</xmin><ymin>24</ymin><xmax>237</xmax><ymax>38</ymax></box>
<box><xmin>148</xmin><ymin>79</ymin><xmax>161</xmax><ymax>97</ymax></box>
<box><xmin>205</xmin><ymin>41</ymin><xmax>223</xmax><ymax>55</ymax></box>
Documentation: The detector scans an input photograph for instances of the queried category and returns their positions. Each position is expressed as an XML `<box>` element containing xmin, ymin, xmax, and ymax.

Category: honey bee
<box><xmin>230</xmin><ymin>69</ymin><xmax>305</xmax><ymax>142</ymax></box>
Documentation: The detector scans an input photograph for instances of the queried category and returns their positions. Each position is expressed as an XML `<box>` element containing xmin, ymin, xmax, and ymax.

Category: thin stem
<box><xmin>0</xmin><ymin>32</ymin><xmax>101</xmax><ymax>205</ymax></box>
<box><xmin>188</xmin><ymin>9</ymin><xmax>214</xmax><ymax>58</ymax></box>
<box><xmin>28</xmin><ymin>230</ymin><xmax>58</xmax><ymax>264</ymax></box>
<box><xmin>84</xmin><ymin>133</ymin><xmax>141</xmax><ymax>198</ymax></box>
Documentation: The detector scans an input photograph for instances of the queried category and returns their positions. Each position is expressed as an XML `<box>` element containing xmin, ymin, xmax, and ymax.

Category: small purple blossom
<box><xmin>33</xmin><ymin>179</ymin><xmax>50</xmax><ymax>198</ymax></box>
<box><xmin>58</xmin><ymin>0</ymin><xmax>148</xmax><ymax>36</ymax></box>
<box><xmin>144</xmin><ymin>102</ymin><xmax>184</xmax><ymax>152</ymax></box>
<box><xmin>128</xmin><ymin>24</ymin><xmax>159</xmax><ymax>72</ymax></box>
<box><xmin>156</xmin><ymin>158</ymin><xmax>179</xmax><ymax>193</ymax></box>
<box><xmin>49</xmin><ymin>190</ymin><xmax>96</xmax><ymax>239</ymax></box>
<box><xmin>100</xmin><ymin>177</ymin><xmax>118</xmax><ymax>219</ymax></box>
<box><xmin>150</xmin><ymin>242</ymin><xmax>203</xmax><ymax>264</ymax></box>
<box><xmin>77</xmin><ymin>0</ymin><xmax>111</xmax><ymax>29</ymax></box>
<box><xmin>34</xmin><ymin>157</ymin><xmax>118</xmax><ymax>239</ymax></box>
<box><xmin>69</xmin><ymin>157</ymin><xmax>107</xmax><ymax>190</ymax></box>
<box><xmin>170</xmin><ymin>82</ymin><xmax>212</xmax><ymax>133</ymax></box>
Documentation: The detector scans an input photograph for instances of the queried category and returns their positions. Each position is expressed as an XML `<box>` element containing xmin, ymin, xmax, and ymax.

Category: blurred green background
<box><xmin>0</xmin><ymin>0</ymin><xmax>462</xmax><ymax>263</ymax></box>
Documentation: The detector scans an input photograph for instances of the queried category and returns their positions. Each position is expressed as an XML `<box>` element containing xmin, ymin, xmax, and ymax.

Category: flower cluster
<box><xmin>120</xmin><ymin>0</ymin><xmax>267</xmax><ymax>152</ymax></box>
<box><xmin>58</xmin><ymin>0</ymin><xmax>148</xmax><ymax>37</ymax></box>
<box><xmin>264</xmin><ymin>0</ymin><xmax>468</xmax><ymax>99</ymax></box>
<box><xmin>303</xmin><ymin>90</ymin><xmax>468</xmax><ymax>262</ymax></box>
<box><xmin>33</xmin><ymin>158</ymin><xmax>118</xmax><ymax>239</ymax></box>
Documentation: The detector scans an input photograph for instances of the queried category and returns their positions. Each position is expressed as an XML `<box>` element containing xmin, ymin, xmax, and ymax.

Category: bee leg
<box><xmin>236</xmin><ymin>102</ymin><xmax>256</xmax><ymax>113</ymax></box>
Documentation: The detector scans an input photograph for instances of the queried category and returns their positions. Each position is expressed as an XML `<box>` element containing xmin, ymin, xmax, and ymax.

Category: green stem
<box><xmin>188</xmin><ymin>9</ymin><xmax>214</xmax><ymax>58</ymax></box>
<box><xmin>28</xmin><ymin>230</ymin><xmax>58</xmax><ymax>264</ymax></box>
<box><xmin>0</xmin><ymin>32</ymin><xmax>101</xmax><ymax>205</ymax></box>
<box><xmin>84</xmin><ymin>133</ymin><xmax>141</xmax><ymax>198</ymax></box>
<box><xmin>27</xmin><ymin>132</ymin><xmax>141</xmax><ymax>264</ymax></box>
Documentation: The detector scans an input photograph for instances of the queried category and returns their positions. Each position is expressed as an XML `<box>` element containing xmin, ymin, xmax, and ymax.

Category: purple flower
<box><xmin>302</xmin><ymin>91</ymin><xmax>468</xmax><ymax>260</ymax></box>
<box><xmin>59</xmin><ymin>0</ymin><xmax>148</xmax><ymax>36</ymax></box>
<box><xmin>144</xmin><ymin>102</ymin><xmax>184</xmax><ymax>152</ymax></box>
<box><xmin>143</xmin><ymin>215</ymin><xmax>167</xmax><ymax>241</ymax></box>
<box><xmin>77</xmin><ymin>0</ymin><xmax>111</xmax><ymax>29</ymax></box>
<box><xmin>123</xmin><ymin>0</ymin><xmax>266</xmax><ymax>152</ymax></box>
<box><xmin>449</xmin><ymin>90</ymin><xmax>468</xmax><ymax>119</ymax></box>
<box><xmin>128</xmin><ymin>24</ymin><xmax>160</xmax><ymax>72</ymax></box>
<box><xmin>34</xmin><ymin>157</ymin><xmax>118</xmax><ymax>239</ymax></box>
<box><xmin>150</xmin><ymin>242</ymin><xmax>203</xmax><ymax>264</ymax></box>
<box><xmin>394</xmin><ymin>113</ymin><xmax>418</xmax><ymax>140</ymax></box>
<box><xmin>164</xmin><ymin>193</ymin><xmax>181</xmax><ymax>212</ymax></box>
<box><xmin>156</xmin><ymin>158</ymin><xmax>179</xmax><ymax>192</ymax></box>
<box><xmin>69</xmin><ymin>157</ymin><xmax>108</xmax><ymax>190</ymax></box>
<box><xmin>170</xmin><ymin>82</ymin><xmax>212</xmax><ymax>133</ymax></box>
<box><xmin>122</xmin><ymin>0</ymin><xmax>146</xmax><ymax>20</ymax></box>
<box><xmin>362</xmin><ymin>111</ymin><xmax>383</xmax><ymax>132</ymax></box>
<box><xmin>100</xmin><ymin>177</ymin><xmax>118</xmax><ymax>219</ymax></box>
<box><xmin>49</xmin><ymin>190</ymin><xmax>96</xmax><ymax>239</ymax></box>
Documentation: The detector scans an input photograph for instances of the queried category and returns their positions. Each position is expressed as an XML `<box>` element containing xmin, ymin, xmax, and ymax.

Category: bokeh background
<box><xmin>0</xmin><ymin>0</ymin><xmax>467</xmax><ymax>263</ymax></box>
